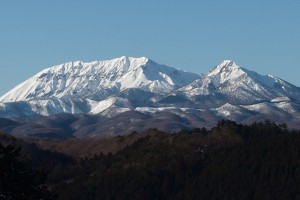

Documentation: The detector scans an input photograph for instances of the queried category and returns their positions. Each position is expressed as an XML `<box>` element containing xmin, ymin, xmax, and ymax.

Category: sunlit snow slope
<box><xmin>0</xmin><ymin>56</ymin><xmax>200</xmax><ymax>117</ymax></box>
<box><xmin>0</xmin><ymin>56</ymin><xmax>199</xmax><ymax>102</ymax></box>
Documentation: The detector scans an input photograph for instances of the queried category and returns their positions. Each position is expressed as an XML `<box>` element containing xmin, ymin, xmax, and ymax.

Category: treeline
<box><xmin>1</xmin><ymin>120</ymin><xmax>300</xmax><ymax>199</ymax></box>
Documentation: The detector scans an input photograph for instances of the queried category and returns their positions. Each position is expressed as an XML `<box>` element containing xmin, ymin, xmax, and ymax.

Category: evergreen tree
<box><xmin>0</xmin><ymin>143</ymin><xmax>55</xmax><ymax>200</ymax></box>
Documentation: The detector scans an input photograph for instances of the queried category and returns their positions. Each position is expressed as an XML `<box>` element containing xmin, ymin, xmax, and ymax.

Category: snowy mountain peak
<box><xmin>36</xmin><ymin>56</ymin><xmax>148</xmax><ymax>79</ymax></box>
<box><xmin>0</xmin><ymin>56</ymin><xmax>199</xmax><ymax>103</ymax></box>
<box><xmin>174</xmin><ymin>60</ymin><xmax>300</xmax><ymax>108</ymax></box>
<box><xmin>205</xmin><ymin>60</ymin><xmax>246</xmax><ymax>87</ymax></box>
<box><xmin>220</xmin><ymin>59</ymin><xmax>236</xmax><ymax>67</ymax></box>
<box><xmin>208</xmin><ymin>60</ymin><xmax>241</xmax><ymax>76</ymax></box>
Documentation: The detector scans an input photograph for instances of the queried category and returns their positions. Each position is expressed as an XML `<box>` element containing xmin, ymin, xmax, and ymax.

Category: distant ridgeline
<box><xmin>1</xmin><ymin>56</ymin><xmax>300</xmax><ymax>137</ymax></box>
<box><xmin>1</xmin><ymin>120</ymin><xmax>300</xmax><ymax>199</ymax></box>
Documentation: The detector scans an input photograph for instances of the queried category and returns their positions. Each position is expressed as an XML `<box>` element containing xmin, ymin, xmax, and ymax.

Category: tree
<box><xmin>0</xmin><ymin>143</ymin><xmax>55</xmax><ymax>200</ymax></box>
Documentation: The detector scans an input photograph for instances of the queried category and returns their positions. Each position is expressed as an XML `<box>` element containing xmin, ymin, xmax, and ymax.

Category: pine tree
<box><xmin>0</xmin><ymin>143</ymin><xmax>55</xmax><ymax>200</ymax></box>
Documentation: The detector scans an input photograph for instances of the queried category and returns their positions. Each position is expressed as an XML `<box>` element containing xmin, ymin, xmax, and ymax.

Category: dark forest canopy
<box><xmin>1</xmin><ymin>120</ymin><xmax>300</xmax><ymax>200</ymax></box>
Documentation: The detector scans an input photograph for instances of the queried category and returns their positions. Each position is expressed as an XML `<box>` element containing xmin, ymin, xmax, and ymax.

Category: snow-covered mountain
<box><xmin>160</xmin><ymin>60</ymin><xmax>300</xmax><ymax>107</ymax></box>
<box><xmin>0</xmin><ymin>56</ymin><xmax>199</xmax><ymax>102</ymax></box>
<box><xmin>0</xmin><ymin>56</ymin><xmax>199</xmax><ymax>117</ymax></box>
<box><xmin>1</xmin><ymin>57</ymin><xmax>300</xmax><ymax>138</ymax></box>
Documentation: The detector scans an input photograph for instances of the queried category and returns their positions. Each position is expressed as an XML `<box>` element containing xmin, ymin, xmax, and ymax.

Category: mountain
<box><xmin>0</xmin><ymin>56</ymin><xmax>199</xmax><ymax>118</ymax></box>
<box><xmin>1</xmin><ymin>57</ymin><xmax>300</xmax><ymax>138</ymax></box>
<box><xmin>0</xmin><ymin>56</ymin><xmax>199</xmax><ymax>102</ymax></box>
<box><xmin>160</xmin><ymin>60</ymin><xmax>300</xmax><ymax>107</ymax></box>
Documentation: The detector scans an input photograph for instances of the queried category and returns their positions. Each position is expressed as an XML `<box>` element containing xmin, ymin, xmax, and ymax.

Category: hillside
<box><xmin>2</xmin><ymin>121</ymin><xmax>299</xmax><ymax>199</ymax></box>
<box><xmin>51</xmin><ymin>121</ymin><xmax>300</xmax><ymax>200</ymax></box>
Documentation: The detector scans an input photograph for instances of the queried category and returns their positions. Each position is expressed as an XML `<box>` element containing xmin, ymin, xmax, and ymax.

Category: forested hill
<box><xmin>1</xmin><ymin>120</ymin><xmax>300</xmax><ymax>199</ymax></box>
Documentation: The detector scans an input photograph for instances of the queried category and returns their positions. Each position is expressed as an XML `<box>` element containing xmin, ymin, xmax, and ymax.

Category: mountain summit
<box><xmin>206</xmin><ymin>60</ymin><xmax>247</xmax><ymax>86</ymax></box>
<box><xmin>208</xmin><ymin>60</ymin><xmax>241</xmax><ymax>75</ymax></box>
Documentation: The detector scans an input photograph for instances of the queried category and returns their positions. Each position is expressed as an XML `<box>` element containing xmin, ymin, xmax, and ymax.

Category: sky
<box><xmin>0</xmin><ymin>1</ymin><xmax>299</xmax><ymax>95</ymax></box>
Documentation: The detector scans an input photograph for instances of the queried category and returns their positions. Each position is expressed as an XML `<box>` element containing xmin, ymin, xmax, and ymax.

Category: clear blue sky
<box><xmin>0</xmin><ymin>1</ymin><xmax>299</xmax><ymax>95</ymax></box>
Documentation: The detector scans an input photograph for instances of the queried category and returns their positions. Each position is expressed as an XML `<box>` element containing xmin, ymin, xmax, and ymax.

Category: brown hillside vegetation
<box><xmin>35</xmin><ymin>121</ymin><xmax>242</xmax><ymax>158</ymax></box>
<box><xmin>1</xmin><ymin>120</ymin><xmax>300</xmax><ymax>199</ymax></box>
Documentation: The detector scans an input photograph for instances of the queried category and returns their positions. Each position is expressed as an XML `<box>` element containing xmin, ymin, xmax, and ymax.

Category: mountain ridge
<box><xmin>1</xmin><ymin>56</ymin><xmax>300</xmax><ymax>138</ymax></box>
<box><xmin>0</xmin><ymin>56</ymin><xmax>199</xmax><ymax>102</ymax></box>
<box><xmin>165</xmin><ymin>60</ymin><xmax>300</xmax><ymax>108</ymax></box>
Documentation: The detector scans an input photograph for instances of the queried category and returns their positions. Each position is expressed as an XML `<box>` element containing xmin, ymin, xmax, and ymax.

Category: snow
<box><xmin>207</xmin><ymin>60</ymin><xmax>246</xmax><ymax>86</ymax></box>
<box><xmin>271</xmin><ymin>96</ymin><xmax>291</xmax><ymax>103</ymax></box>
<box><xmin>135</xmin><ymin>106</ymin><xmax>194</xmax><ymax>114</ymax></box>
<box><xmin>214</xmin><ymin>103</ymin><xmax>238</xmax><ymax>116</ymax></box>
<box><xmin>0</xmin><ymin>57</ymin><xmax>300</xmax><ymax>122</ymax></box>
<box><xmin>177</xmin><ymin>60</ymin><xmax>300</xmax><ymax>104</ymax></box>
<box><xmin>274</xmin><ymin>102</ymin><xmax>296</xmax><ymax>113</ymax></box>
<box><xmin>99</xmin><ymin>107</ymin><xmax>131</xmax><ymax>118</ymax></box>
<box><xmin>241</xmin><ymin>103</ymin><xmax>274</xmax><ymax>114</ymax></box>
<box><xmin>0</xmin><ymin>56</ymin><xmax>199</xmax><ymax>103</ymax></box>
<box><xmin>89</xmin><ymin>97</ymin><xmax>117</xmax><ymax>114</ymax></box>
